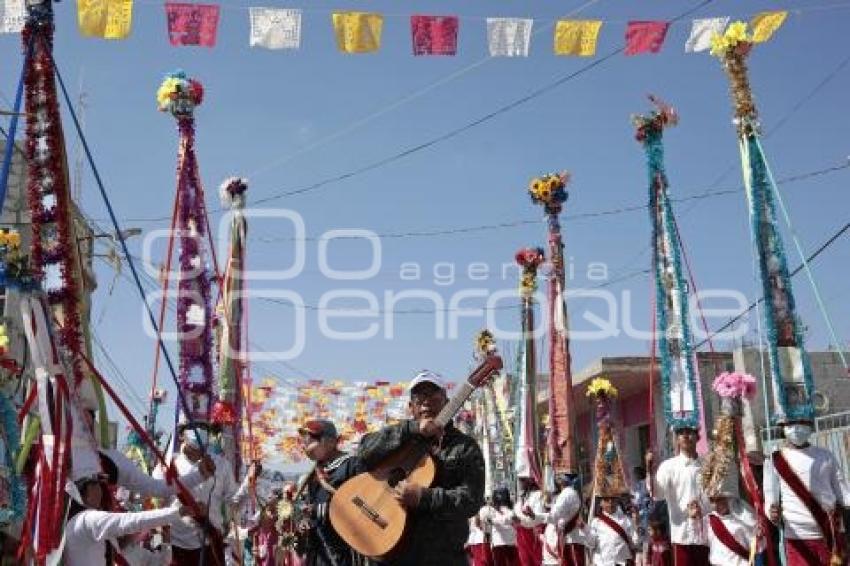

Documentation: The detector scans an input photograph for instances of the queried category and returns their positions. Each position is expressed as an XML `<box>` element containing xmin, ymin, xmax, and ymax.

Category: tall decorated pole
<box><xmin>213</xmin><ymin>177</ymin><xmax>248</xmax><ymax>476</ymax></box>
<box><xmin>157</xmin><ymin>72</ymin><xmax>216</xmax><ymax>427</ymax></box>
<box><xmin>22</xmin><ymin>0</ymin><xmax>108</xmax><ymax>431</ymax></box>
<box><xmin>711</xmin><ymin>24</ymin><xmax>815</xmax><ymax>423</ymax></box>
<box><xmin>476</xmin><ymin>329</ymin><xmax>513</xmax><ymax>495</ymax></box>
<box><xmin>528</xmin><ymin>172</ymin><xmax>578</xmax><ymax>476</ymax></box>
<box><xmin>514</xmin><ymin>247</ymin><xmax>544</xmax><ymax>489</ymax></box>
<box><xmin>633</xmin><ymin>98</ymin><xmax>707</xmax><ymax>453</ymax></box>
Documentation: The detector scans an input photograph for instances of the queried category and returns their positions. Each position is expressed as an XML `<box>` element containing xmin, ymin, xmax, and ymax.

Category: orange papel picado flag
<box><xmin>553</xmin><ymin>19</ymin><xmax>602</xmax><ymax>56</ymax></box>
<box><xmin>333</xmin><ymin>12</ymin><xmax>383</xmax><ymax>53</ymax></box>
<box><xmin>750</xmin><ymin>11</ymin><xmax>788</xmax><ymax>44</ymax></box>
<box><xmin>77</xmin><ymin>0</ymin><xmax>133</xmax><ymax>39</ymax></box>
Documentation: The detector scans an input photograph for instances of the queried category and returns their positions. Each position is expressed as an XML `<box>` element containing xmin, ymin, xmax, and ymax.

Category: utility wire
<box><xmin>694</xmin><ymin>222</ymin><xmax>850</xmax><ymax>349</ymax></box>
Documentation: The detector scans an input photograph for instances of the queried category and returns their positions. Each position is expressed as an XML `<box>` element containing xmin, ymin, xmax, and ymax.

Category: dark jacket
<box><xmin>358</xmin><ymin>420</ymin><xmax>485</xmax><ymax>565</ymax></box>
<box><xmin>303</xmin><ymin>452</ymin><xmax>367</xmax><ymax>566</ymax></box>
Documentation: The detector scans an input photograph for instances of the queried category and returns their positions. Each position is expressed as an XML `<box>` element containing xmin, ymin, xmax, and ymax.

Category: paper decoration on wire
<box><xmin>249</xmin><ymin>7</ymin><xmax>301</xmax><ymax>49</ymax></box>
<box><xmin>411</xmin><ymin>14</ymin><xmax>458</xmax><ymax>56</ymax></box>
<box><xmin>333</xmin><ymin>11</ymin><xmax>383</xmax><ymax>53</ymax></box>
<box><xmin>0</xmin><ymin>0</ymin><xmax>25</xmax><ymax>33</ymax></box>
<box><xmin>78</xmin><ymin>0</ymin><xmax>133</xmax><ymax>39</ymax></box>
<box><xmin>625</xmin><ymin>20</ymin><xmax>669</xmax><ymax>56</ymax></box>
<box><xmin>750</xmin><ymin>10</ymin><xmax>788</xmax><ymax>43</ymax></box>
<box><xmin>684</xmin><ymin>17</ymin><xmax>729</xmax><ymax>53</ymax></box>
<box><xmin>553</xmin><ymin>19</ymin><xmax>602</xmax><ymax>56</ymax></box>
<box><xmin>165</xmin><ymin>2</ymin><xmax>220</xmax><ymax>47</ymax></box>
<box><xmin>487</xmin><ymin>17</ymin><xmax>533</xmax><ymax>57</ymax></box>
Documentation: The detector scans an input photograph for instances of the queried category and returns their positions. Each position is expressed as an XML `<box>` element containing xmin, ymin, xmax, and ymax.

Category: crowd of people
<box><xmin>45</xmin><ymin>368</ymin><xmax>850</xmax><ymax>565</ymax></box>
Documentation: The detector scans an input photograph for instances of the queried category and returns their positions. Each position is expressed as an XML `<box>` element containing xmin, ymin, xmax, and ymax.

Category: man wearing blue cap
<box><xmin>357</xmin><ymin>369</ymin><xmax>485</xmax><ymax>565</ymax></box>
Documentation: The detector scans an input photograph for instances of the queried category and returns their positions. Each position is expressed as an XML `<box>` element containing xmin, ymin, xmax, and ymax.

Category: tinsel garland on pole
<box><xmin>514</xmin><ymin>248</ymin><xmax>544</xmax><ymax>488</ymax></box>
<box><xmin>157</xmin><ymin>71</ymin><xmax>216</xmax><ymax>425</ymax></box>
<box><xmin>633</xmin><ymin>98</ymin><xmax>706</xmax><ymax>446</ymax></box>
<box><xmin>711</xmin><ymin>23</ymin><xmax>815</xmax><ymax>423</ymax></box>
<box><xmin>214</xmin><ymin>177</ymin><xmax>248</xmax><ymax>476</ymax></box>
<box><xmin>476</xmin><ymin>330</ymin><xmax>513</xmax><ymax>495</ymax></box>
<box><xmin>22</xmin><ymin>0</ymin><xmax>108</xmax><ymax>429</ymax></box>
<box><xmin>528</xmin><ymin>172</ymin><xmax>578</xmax><ymax>476</ymax></box>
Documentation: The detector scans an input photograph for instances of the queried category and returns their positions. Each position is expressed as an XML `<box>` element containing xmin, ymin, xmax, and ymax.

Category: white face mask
<box><xmin>784</xmin><ymin>424</ymin><xmax>812</xmax><ymax>446</ymax></box>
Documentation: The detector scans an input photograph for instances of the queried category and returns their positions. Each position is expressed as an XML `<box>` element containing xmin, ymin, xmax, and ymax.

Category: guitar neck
<box><xmin>435</xmin><ymin>382</ymin><xmax>476</xmax><ymax>428</ymax></box>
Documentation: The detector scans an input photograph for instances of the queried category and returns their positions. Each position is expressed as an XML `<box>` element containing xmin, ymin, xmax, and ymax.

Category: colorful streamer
<box><xmin>633</xmin><ymin>97</ymin><xmax>705</xmax><ymax>439</ymax></box>
<box><xmin>528</xmin><ymin>173</ymin><xmax>578</xmax><ymax>475</ymax></box>
<box><xmin>713</xmin><ymin>22</ymin><xmax>816</xmax><ymax>422</ymax></box>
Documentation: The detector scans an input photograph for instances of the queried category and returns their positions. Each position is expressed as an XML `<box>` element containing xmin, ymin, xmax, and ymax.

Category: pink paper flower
<box><xmin>712</xmin><ymin>371</ymin><xmax>756</xmax><ymax>400</ymax></box>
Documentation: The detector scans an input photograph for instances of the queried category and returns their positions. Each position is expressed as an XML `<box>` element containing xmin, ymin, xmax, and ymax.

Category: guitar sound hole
<box><xmin>387</xmin><ymin>467</ymin><xmax>407</xmax><ymax>487</ymax></box>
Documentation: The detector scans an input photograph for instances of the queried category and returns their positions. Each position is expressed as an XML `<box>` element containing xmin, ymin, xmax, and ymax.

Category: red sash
<box><xmin>772</xmin><ymin>449</ymin><xmax>835</xmax><ymax>550</ymax></box>
<box><xmin>597</xmin><ymin>513</ymin><xmax>634</xmax><ymax>557</ymax></box>
<box><xmin>708</xmin><ymin>514</ymin><xmax>749</xmax><ymax>560</ymax></box>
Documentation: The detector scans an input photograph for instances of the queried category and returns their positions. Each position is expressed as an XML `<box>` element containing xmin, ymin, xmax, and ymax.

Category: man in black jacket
<box><xmin>358</xmin><ymin>370</ymin><xmax>485</xmax><ymax>565</ymax></box>
<box><xmin>298</xmin><ymin>419</ymin><xmax>367</xmax><ymax>566</ymax></box>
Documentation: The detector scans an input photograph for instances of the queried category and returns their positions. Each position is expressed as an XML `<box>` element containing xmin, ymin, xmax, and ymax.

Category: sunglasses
<box><xmin>410</xmin><ymin>388</ymin><xmax>443</xmax><ymax>404</ymax></box>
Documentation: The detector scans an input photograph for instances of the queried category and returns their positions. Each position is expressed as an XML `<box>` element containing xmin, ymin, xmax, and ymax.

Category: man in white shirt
<box><xmin>541</xmin><ymin>473</ymin><xmax>587</xmax><ymax>566</ymax></box>
<box><xmin>153</xmin><ymin>428</ymin><xmax>255</xmax><ymax>565</ymax></box>
<box><xmin>588</xmin><ymin>495</ymin><xmax>639</xmax><ymax>566</ymax></box>
<box><xmin>99</xmin><ymin>446</ymin><xmax>214</xmax><ymax>497</ymax></box>
<box><xmin>651</xmin><ymin>427</ymin><xmax>710</xmax><ymax>565</ymax></box>
<box><xmin>764</xmin><ymin>417</ymin><xmax>850</xmax><ymax>566</ymax></box>
<box><xmin>63</xmin><ymin>474</ymin><xmax>190</xmax><ymax>566</ymax></box>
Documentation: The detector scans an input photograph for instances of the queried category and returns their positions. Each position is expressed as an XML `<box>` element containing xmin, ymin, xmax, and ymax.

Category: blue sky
<box><xmin>1</xmin><ymin>0</ymin><xmax>849</xmax><ymax>464</ymax></box>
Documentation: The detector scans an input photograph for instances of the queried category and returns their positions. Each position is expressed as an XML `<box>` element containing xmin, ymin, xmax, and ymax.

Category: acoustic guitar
<box><xmin>329</xmin><ymin>351</ymin><xmax>503</xmax><ymax>559</ymax></box>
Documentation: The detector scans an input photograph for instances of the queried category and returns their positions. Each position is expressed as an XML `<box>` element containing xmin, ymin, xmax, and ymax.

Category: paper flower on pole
<box><xmin>586</xmin><ymin>377</ymin><xmax>618</xmax><ymax>400</ymax></box>
<box><xmin>712</xmin><ymin>371</ymin><xmax>756</xmax><ymax>400</ymax></box>
<box><xmin>528</xmin><ymin>172</ymin><xmax>569</xmax><ymax>213</ymax></box>
<box><xmin>157</xmin><ymin>70</ymin><xmax>204</xmax><ymax>117</ymax></box>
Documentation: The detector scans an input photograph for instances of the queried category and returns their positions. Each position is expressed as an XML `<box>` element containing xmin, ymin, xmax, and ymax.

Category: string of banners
<box><xmin>0</xmin><ymin>3</ymin><xmax>794</xmax><ymax>55</ymax></box>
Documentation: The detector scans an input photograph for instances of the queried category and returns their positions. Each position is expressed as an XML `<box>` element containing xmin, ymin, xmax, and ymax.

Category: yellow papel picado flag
<box><xmin>332</xmin><ymin>12</ymin><xmax>383</xmax><ymax>53</ymax></box>
<box><xmin>78</xmin><ymin>0</ymin><xmax>133</xmax><ymax>39</ymax></box>
<box><xmin>554</xmin><ymin>19</ymin><xmax>602</xmax><ymax>56</ymax></box>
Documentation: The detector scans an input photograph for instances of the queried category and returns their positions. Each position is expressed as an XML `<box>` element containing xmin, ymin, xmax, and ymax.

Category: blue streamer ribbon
<box><xmin>644</xmin><ymin>127</ymin><xmax>700</xmax><ymax>431</ymax></box>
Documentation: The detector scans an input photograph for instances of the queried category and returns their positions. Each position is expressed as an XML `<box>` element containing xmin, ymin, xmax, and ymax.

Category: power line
<box><xmin>695</xmin><ymin>222</ymin><xmax>850</xmax><ymax>349</ymax></box>
<box><xmin>248</xmin><ymin>160</ymin><xmax>848</xmax><ymax>243</ymax></box>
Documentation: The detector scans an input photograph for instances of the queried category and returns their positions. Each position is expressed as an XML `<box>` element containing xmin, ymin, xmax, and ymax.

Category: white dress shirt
<box><xmin>122</xmin><ymin>541</ymin><xmax>173</xmax><ymax>566</ymax></box>
<box><xmin>763</xmin><ymin>445</ymin><xmax>850</xmax><ymax>540</ymax></box>
<box><xmin>101</xmin><ymin>448</ymin><xmax>205</xmax><ymax>499</ymax></box>
<box><xmin>654</xmin><ymin>453</ymin><xmax>709</xmax><ymax>545</ymax></box>
<box><xmin>466</xmin><ymin>516</ymin><xmax>487</xmax><ymax>546</ymax></box>
<box><xmin>705</xmin><ymin>509</ymin><xmax>755</xmax><ymax>566</ymax></box>
<box><xmin>545</xmin><ymin>486</ymin><xmax>587</xmax><ymax>545</ymax></box>
<box><xmin>514</xmin><ymin>489</ymin><xmax>547</xmax><ymax>528</ymax></box>
<box><xmin>63</xmin><ymin>507</ymin><xmax>180</xmax><ymax>566</ymax></box>
<box><xmin>480</xmin><ymin>505</ymin><xmax>518</xmax><ymax>547</ymax></box>
<box><xmin>153</xmin><ymin>452</ymin><xmax>251</xmax><ymax>550</ymax></box>
<box><xmin>588</xmin><ymin>509</ymin><xmax>639</xmax><ymax>566</ymax></box>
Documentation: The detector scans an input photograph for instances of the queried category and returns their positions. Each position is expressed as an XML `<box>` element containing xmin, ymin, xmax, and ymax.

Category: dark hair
<box><xmin>492</xmin><ymin>487</ymin><xmax>513</xmax><ymax>508</ymax></box>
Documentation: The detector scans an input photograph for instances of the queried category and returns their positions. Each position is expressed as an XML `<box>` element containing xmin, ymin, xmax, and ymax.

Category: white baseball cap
<box><xmin>407</xmin><ymin>370</ymin><xmax>445</xmax><ymax>393</ymax></box>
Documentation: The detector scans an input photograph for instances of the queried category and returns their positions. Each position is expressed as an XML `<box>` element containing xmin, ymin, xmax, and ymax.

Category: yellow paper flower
<box><xmin>709</xmin><ymin>33</ymin><xmax>729</xmax><ymax>57</ymax></box>
<box><xmin>156</xmin><ymin>77</ymin><xmax>181</xmax><ymax>110</ymax></box>
<box><xmin>725</xmin><ymin>21</ymin><xmax>749</xmax><ymax>44</ymax></box>
<box><xmin>586</xmin><ymin>377</ymin><xmax>617</xmax><ymax>399</ymax></box>
<box><xmin>6</xmin><ymin>232</ymin><xmax>20</xmax><ymax>248</ymax></box>
<box><xmin>0</xmin><ymin>325</ymin><xmax>8</xmax><ymax>349</ymax></box>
